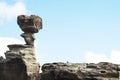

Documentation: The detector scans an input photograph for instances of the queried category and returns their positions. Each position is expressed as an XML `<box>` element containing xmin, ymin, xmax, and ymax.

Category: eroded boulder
<box><xmin>17</xmin><ymin>15</ymin><xmax>42</xmax><ymax>33</ymax></box>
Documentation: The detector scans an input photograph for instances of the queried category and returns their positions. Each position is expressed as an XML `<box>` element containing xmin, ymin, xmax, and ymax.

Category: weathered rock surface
<box><xmin>0</xmin><ymin>44</ymin><xmax>40</xmax><ymax>80</ymax></box>
<box><xmin>1</xmin><ymin>14</ymin><xmax>120</xmax><ymax>80</ymax></box>
<box><xmin>0</xmin><ymin>58</ymin><xmax>27</xmax><ymax>80</ymax></box>
<box><xmin>0</xmin><ymin>14</ymin><xmax>41</xmax><ymax>80</ymax></box>
<box><xmin>17</xmin><ymin>15</ymin><xmax>42</xmax><ymax>33</ymax></box>
<box><xmin>40</xmin><ymin>62</ymin><xmax>120</xmax><ymax>80</ymax></box>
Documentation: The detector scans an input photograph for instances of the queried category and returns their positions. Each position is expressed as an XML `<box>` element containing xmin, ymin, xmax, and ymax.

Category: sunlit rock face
<box><xmin>0</xmin><ymin>44</ymin><xmax>40</xmax><ymax>80</ymax></box>
<box><xmin>40</xmin><ymin>62</ymin><xmax>120</xmax><ymax>80</ymax></box>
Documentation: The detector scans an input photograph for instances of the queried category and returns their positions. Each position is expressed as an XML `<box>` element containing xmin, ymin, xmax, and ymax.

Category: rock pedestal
<box><xmin>0</xmin><ymin>44</ymin><xmax>40</xmax><ymax>80</ymax></box>
<box><xmin>0</xmin><ymin>15</ymin><xmax>41</xmax><ymax>80</ymax></box>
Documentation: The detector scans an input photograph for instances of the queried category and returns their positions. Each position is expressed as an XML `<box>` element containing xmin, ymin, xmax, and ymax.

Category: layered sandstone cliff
<box><xmin>0</xmin><ymin>44</ymin><xmax>40</xmax><ymax>80</ymax></box>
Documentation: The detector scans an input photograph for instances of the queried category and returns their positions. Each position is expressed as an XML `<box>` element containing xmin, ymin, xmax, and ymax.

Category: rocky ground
<box><xmin>40</xmin><ymin>62</ymin><xmax>120</xmax><ymax>80</ymax></box>
<box><xmin>0</xmin><ymin>44</ymin><xmax>120</xmax><ymax>80</ymax></box>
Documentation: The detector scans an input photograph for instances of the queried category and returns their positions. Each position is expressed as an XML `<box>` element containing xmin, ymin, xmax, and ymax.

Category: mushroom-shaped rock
<box><xmin>17</xmin><ymin>15</ymin><xmax>42</xmax><ymax>33</ymax></box>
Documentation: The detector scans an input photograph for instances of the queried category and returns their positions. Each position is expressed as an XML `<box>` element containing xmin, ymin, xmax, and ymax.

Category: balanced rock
<box><xmin>17</xmin><ymin>15</ymin><xmax>42</xmax><ymax>33</ymax></box>
<box><xmin>0</xmin><ymin>14</ymin><xmax>42</xmax><ymax>80</ymax></box>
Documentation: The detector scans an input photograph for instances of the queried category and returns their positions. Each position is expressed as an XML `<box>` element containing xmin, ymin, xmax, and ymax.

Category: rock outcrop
<box><xmin>0</xmin><ymin>15</ymin><xmax>42</xmax><ymax>80</ymax></box>
<box><xmin>5</xmin><ymin>44</ymin><xmax>40</xmax><ymax>80</ymax></box>
<box><xmin>1</xmin><ymin>14</ymin><xmax>120</xmax><ymax>80</ymax></box>
<box><xmin>40</xmin><ymin>62</ymin><xmax>120</xmax><ymax>80</ymax></box>
<box><xmin>0</xmin><ymin>44</ymin><xmax>40</xmax><ymax>80</ymax></box>
<box><xmin>17</xmin><ymin>15</ymin><xmax>42</xmax><ymax>46</ymax></box>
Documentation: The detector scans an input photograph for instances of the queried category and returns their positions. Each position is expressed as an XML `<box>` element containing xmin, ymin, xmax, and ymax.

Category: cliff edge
<box><xmin>40</xmin><ymin>62</ymin><xmax>120</xmax><ymax>80</ymax></box>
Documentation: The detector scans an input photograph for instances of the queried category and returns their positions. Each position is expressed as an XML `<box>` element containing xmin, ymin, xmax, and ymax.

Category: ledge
<box><xmin>7</xmin><ymin>44</ymin><xmax>33</xmax><ymax>50</ymax></box>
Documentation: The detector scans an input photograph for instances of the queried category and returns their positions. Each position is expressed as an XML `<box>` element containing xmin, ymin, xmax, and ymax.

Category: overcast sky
<box><xmin>0</xmin><ymin>0</ymin><xmax>120</xmax><ymax>65</ymax></box>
